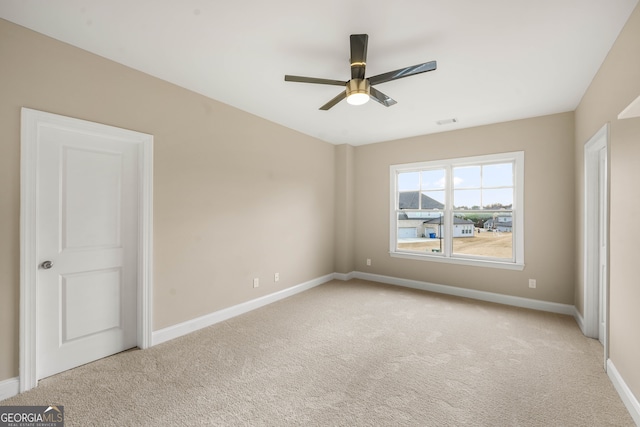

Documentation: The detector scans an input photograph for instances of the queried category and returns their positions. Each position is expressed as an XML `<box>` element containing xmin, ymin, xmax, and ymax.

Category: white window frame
<box><xmin>390</xmin><ymin>151</ymin><xmax>524</xmax><ymax>270</ymax></box>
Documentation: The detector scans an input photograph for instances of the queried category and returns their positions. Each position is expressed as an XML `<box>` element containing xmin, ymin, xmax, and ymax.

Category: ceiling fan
<box><xmin>284</xmin><ymin>34</ymin><xmax>437</xmax><ymax>110</ymax></box>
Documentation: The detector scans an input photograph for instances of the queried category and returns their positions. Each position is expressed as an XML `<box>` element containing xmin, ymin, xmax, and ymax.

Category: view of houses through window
<box><xmin>390</xmin><ymin>152</ymin><xmax>524</xmax><ymax>268</ymax></box>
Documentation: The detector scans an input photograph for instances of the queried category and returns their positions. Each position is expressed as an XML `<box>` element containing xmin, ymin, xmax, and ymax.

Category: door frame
<box><xmin>583</xmin><ymin>123</ymin><xmax>609</xmax><ymax>365</ymax></box>
<box><xmin>19</xmin><ymin>108</ymin><xmax>154</xmax><ymax>392</ymax></box>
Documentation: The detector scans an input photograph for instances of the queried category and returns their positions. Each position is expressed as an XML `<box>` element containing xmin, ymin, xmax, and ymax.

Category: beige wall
<box><xmin>353</xmin><ymin>112</ymin><xmax>576</xmax><ymax>304</ymax></box>
<box><xmin>575</xmin><ymin>3</ymin><xmax>640</xmax><ymax>406</ymax></box>
<box><xmin>0</xmin><ymin>19</ymin><xmax>335</xmax><ymax>381</ymax></box>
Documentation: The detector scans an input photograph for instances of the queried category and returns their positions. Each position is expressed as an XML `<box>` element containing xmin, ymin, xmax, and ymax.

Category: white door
<box><xmin>35</xmin><ymin>118</ymin><xmax>139</xmax><ymax>379</ymax></box>
<box><xmin>583</xmin><ymin>124</ymin><xmax>608</xmax><ymax>368</ymax></box>
<box><xmin>597</xmin><ymin>146</ymin><xmax>608</xmax><ymax>346</ymax></box>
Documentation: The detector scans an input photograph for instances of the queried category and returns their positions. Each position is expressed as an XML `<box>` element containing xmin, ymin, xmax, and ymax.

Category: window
<box><xmin>390</xmin><ymin>151</ymin><xmax>524</xmax><ymax>270</ymax></box>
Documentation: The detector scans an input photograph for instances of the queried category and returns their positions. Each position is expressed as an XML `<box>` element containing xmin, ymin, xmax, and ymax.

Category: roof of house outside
<box><xmin>399</xmin><ymin>192</ymin><xmax>444</xmax><ymax>210</ymax></box>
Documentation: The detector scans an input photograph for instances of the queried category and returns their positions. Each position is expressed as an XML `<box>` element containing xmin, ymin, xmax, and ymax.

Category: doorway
<box><xmin>584</xmin><ymin>123</ymin><xmax>609</xmax><ymax>367</ymax></box>
<box><xmin>20</xmin><ymin>108</ymin><xmax>153</xmax><ymax>392</ymax></box>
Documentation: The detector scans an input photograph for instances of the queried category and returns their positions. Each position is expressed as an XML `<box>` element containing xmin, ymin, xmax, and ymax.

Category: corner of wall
<box><xmin>334</xmin><ymin>144</ymin><xmax>356</xmax><ymax>273</ymax></box>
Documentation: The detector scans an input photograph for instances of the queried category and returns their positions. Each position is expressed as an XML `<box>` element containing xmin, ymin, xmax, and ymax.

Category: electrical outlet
<box><xmin>366</xmin><ymin>258</ymin><xmax>371</xmax><ymax>266</ymax></box>
<box><xmin>274</xmin><ymin>272</ymin><xmax>279</xmax><ymax>282</ymax></box>
<box><xmin>528</xmin><ymin>279</ymin><xmax>536</xmax><ymax>289</ymax></box>
<box><xmin>253</xmin><ymin>278</ymin><xmax>259</xmax><ymax>288</ymax></box>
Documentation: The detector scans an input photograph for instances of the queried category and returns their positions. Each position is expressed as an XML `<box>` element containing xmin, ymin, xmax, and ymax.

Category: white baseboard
<box><xmin>0</xmin><ymin>377</ymin><xmax>20</xmax><ymax>401</ymax></box>
<box><xmin>152</xmin><ymin>273</ymin><xmax>335</xmax><ymax>346</ymax></box>
<box><xmin>352</xmin><ymin>271</ymin><xmax>575</xmax><ymax>316</ymax></box>
<box><xmin>607</xmin><ymin>359</ymin><xmax>640</xmax><ymax>425</ymax></box>
<box><xmin>333</xmin><ymin>271</ymin><xmax>355</xmax><ymax>281</ymax></box>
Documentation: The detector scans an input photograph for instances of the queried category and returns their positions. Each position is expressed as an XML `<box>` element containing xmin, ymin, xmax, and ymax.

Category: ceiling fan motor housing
<box><xmin>346</xmin><ymin>79</ymin><xmax>370</xmax><ymax>105</ymax></box>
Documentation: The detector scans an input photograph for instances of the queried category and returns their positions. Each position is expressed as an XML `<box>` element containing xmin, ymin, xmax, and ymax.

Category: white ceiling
<box><xmin>1</xmin><ymin>1</ymin><xmax>637</xmax><ymax>146</ymax></box>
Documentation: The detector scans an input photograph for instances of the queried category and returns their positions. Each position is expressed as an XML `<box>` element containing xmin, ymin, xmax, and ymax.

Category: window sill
<box><xmin>389</xmin><ymin>251</ymin><xmax>525</xmax><ymax>271</ymax></box>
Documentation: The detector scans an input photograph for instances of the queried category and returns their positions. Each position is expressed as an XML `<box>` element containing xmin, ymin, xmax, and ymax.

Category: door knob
<box><xmin>40</xmin><ymin>260</ymin><xmax>53</xmax><ymax>269</ymax></box>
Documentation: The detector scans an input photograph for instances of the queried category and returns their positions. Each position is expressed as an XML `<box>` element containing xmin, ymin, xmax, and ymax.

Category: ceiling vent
<box><xmin>436</xmin><ymin>118</ymin><xmax>458</xmax><ymax>125</ymax></box>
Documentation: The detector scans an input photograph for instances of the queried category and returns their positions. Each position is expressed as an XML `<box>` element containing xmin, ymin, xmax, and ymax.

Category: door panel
<box><xmin>62</xmin><ymin>268</ymin><xmax>122</xmax><ymax>342</ymax></box>
<box><xmin>62</xmin><ymin>147</ymin><xmax>123</xmax><ymax>250</ymax></box>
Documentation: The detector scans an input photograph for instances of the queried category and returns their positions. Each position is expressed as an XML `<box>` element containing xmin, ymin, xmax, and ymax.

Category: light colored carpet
<box><xmin>2</xmin><ymin>279</ymin><xmax>634</xmax><ymax>426</ymax></box>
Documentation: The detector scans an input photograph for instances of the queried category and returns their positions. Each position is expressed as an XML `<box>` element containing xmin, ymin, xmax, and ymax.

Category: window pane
<box><xmin>420</xmin><ymin>169</ymin><xmax>445</xmax><ymax>190</ymax></box>
<box><xmin>482</xmin><ymin>188</ymin><xmax>513</xmax><ymax>209</ymax></box>
<box><xmin>421</xmin><ymin>190</ymin><xmax>445</xmax><ymax>208</ymax></box>
<box><xmin>453</xmin><ymin>166</ymin><xmax>480</xmax><ymax>188</ymax></box>
<box><xmin>398</xmin><ymin>172</ymin><xmax>419</xmax><ymax>191</ymax></box>
<box><xmin>396</xmin><ymin>212</ymin><xmax>445</xmax><ymax>254</ymax></box>
<box><xmin>483</xmin><ymin>163</ymin><xmax>513</xmax><ymax>187</ymax></box>
<box><xmin>452</xmin><ymin>212</ymin><xmax>513</xmax><ymax>259</ymax></box>
<box><xmin>454</xmin><ymin>189</ymin><xmax>481</xmax><ymax>209</ymax></box>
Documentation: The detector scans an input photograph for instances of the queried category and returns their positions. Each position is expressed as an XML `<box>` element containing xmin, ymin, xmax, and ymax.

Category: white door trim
<box><xmin>19</xmin><ymin>108</ymin><xmax>154</xmax><ymax>392</ymax></box>
<box><xmin>583</xmin><ymin>123</ymin><xmax>608</xmax><ymax>362</ymax></box>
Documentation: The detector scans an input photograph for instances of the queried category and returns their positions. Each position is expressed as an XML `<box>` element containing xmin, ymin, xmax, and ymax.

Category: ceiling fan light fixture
<box><xmin>346</xmin><ymin>79</ymin><xmax>370</xmax><ymax>106</ymax></box>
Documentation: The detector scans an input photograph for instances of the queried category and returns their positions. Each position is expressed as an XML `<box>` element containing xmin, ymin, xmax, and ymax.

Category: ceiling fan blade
<box><xmin>285</xmin><ymin>75</ymin><xmax>347</xmax><ymax>86</ymax></box>
<box><xmin>369</xmin><ymin>87</ymin><xmax>397</xmax><ymax>107</ymax></box>
<box><xmin>350</xmin><ymin>34</ymin><xmax>368</xmax><ymax>80</ymax></box>
<box><xmin>368</xmin><ymin>60</ymin><xmax>437</xmax><ymax>86</ymax></box>
<box><xmin>319</xmin><ymin>91</ymin><xmax>347</xmax><ymax>110</ymax></box>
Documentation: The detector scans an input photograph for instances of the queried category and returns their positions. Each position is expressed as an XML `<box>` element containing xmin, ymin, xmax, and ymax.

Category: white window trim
<box><xmin>389</xmin><ymin>151</ymin><xmax>524</xmax><ymax>271</ymax></box>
